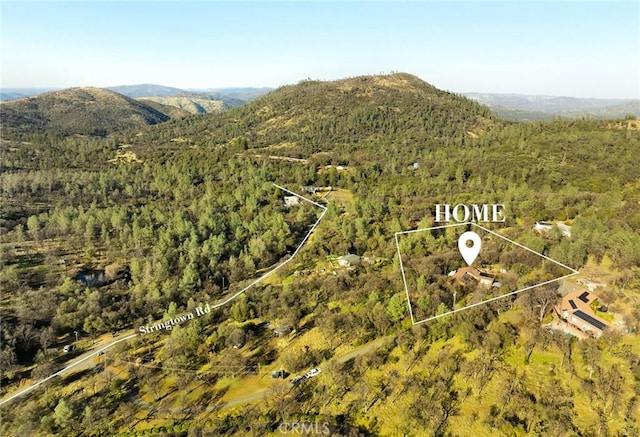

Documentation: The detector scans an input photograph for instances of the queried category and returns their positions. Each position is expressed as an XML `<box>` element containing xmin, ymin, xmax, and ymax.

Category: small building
<box><xmin>555</xmin><ymin>289</ymin><xmax>609</xmax><ymax>338</ymax></box>
<box><xmin>535</xmin><ymin>221</ymin><xmax>572</xmax><ymax>237</ymax></box>
<box><xmin>450</xmin><ymin>267</ymin><xmax>495</xmax><ymax>288</ymax></box>
<box><xmin>284</xmin><ymin>196</ymin><xmax>301</xmax><ymax>208</ymax></box>
<box><xmin>338</xmin><ymin>254</ymin><xmax>361</xmax><ymax>267</ymax></box>
<box><xmin>535</xmin><ymin>221</ymin><xmax>553</xmax><ymax>232</ymax></box>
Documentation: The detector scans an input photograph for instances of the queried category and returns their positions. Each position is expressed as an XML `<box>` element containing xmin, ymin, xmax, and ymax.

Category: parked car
<box><xmin>63</xmin><ymin>345</ymin><xmax>76</xmax><ymax>353</ymax></box>
<box><xmin>290</xmin><ymin>376</ymin><xmax>305</xmax><ymax>385</ymax></box>
<box><xmin>305</xmin><ymin>368</ymin><xmax>321</xmax><ymax>378</ymax></box>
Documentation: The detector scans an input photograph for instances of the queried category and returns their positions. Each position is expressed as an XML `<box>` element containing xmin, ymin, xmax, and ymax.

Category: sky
<box><xmin>1</xmin><ymin>1</ymin><xmax>639</xmax><ymax>98</ymax></box>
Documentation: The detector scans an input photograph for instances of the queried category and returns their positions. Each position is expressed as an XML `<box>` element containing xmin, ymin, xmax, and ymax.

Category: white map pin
<box><xmin>458</xmin><ymin>231</ymin><xmax>481</xmax><ymax>266</ymax></box>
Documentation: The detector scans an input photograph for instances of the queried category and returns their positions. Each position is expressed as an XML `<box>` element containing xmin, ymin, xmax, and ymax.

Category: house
<box><xmin>338</xmin><ymin>254</ymin><xmax>361</xmax><ymax>267</ymax></box>
<box><xmin>535</xmin><ymin>221</ymin><xmax>571</xmax><ymax>237</ymax></box>
<box><xmin>535</xmin><ymin>221</ymin><xmax>553</xmax><ymax>232</ymax></box>
<box><xmin>449</xmin><ymin>267</ymin><xmax>496</xmax><ymax>288</ymax></box>
<box><xmin>284</xmin><ymin>196</ymin><xmax>300</xmax><ymax>208</ymax></box>
<box><xmin>555</xmin><ymin>289</ymin><xmax>609</xmax><ymax>338</ymax></box>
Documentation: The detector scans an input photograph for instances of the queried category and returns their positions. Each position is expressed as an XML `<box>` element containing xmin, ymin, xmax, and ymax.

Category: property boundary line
<box><xmin>394</xmin><ymin>222</ymin><xmax>579</xmax><ymax>325</ymax></box>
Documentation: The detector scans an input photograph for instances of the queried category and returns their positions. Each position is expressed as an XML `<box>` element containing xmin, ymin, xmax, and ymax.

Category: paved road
<box><xmin>0</xmin><ymin>332</ymin><xmax>137</xmax><ymax>407</ymax></box>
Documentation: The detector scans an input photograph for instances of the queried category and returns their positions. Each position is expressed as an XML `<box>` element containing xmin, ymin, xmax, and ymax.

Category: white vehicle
<box><xmin>290</xmin><ymin>376</ymin><xmax>305</xmax><ymax>385</ymax></box>
<box><xmin>63</xmin><ymin>345</ymin><xmax>76</xmax><ymax>353</ymax></box>
<box><xmin>305</xmin><ymin>368</ymin><xmax>321</xmax><ymax>378</ymax></box>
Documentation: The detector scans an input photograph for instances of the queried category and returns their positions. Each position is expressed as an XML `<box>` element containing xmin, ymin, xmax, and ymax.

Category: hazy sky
<box><xmin>2</xmin><ymin>1</ymin><xmax>639</xmax><ymax>98</ymax></box>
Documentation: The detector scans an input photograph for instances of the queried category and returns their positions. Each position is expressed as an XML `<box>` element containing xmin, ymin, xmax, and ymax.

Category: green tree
<box><xmin>386</xmin><ymin>293</ymin><xmax>407</xmax><ymax>323</ymax></box>
<box><xmin>54</xmin><ymin>399</ymin><xmax>74</xmax><ymax>429</ymax></box>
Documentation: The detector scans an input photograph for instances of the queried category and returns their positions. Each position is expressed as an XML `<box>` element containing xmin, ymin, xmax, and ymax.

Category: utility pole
<box><xmin>74</xmin><ymin>331</ymin><xmax>79</xmax><ymax>342</ymax></box>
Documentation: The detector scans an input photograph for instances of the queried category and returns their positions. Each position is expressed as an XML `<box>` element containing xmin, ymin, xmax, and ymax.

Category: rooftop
<box><xmin>557</xmin><ymin>289</ymin><xmax>609</xmax><ymax>333</ymax></box>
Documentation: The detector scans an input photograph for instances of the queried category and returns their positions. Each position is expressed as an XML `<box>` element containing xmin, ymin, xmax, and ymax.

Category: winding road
<box><xmin>0</xmin><ymin>332</ymin><xmax>137</xmax><ymax>407</ymax></box>
<box><xmin>0</xmin><ymin>184</ymin><xmax>326</xmax><ymax>408</ymax></box>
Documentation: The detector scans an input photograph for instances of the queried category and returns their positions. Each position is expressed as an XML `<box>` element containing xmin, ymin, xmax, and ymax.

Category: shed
<box><xmin>338</xmin><ymin>254</ymin><xmax>361</xmax><ymax>267</ymax></box>
<box><xmin>284</xmin><ymin>196</ymin><xmax>301</xmax><ymax>208</ymax></box>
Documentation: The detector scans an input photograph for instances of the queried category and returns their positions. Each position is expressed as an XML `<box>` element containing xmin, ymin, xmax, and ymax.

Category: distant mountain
<box><xmin>0</xmin><ymin>92</ymin><xmax>28</xmax><ymax>101</ymax></box>
<box><xmin>192</xmin><ymin>87</ymin><xmax>273</xmax><ymax>102</ymax></box>
<box><xmin>106</xmin><ymin>84</ymin><xmax>185</xmax><ymax>98</ymax></box>
<box><xmin>568</xmin><ymin>100</ymin><xmax>640</xmax><ymax>119</ymax></box>
<box><xmin>464</xmin><ymin>93</ymin><xmax>639</xmax><ymax>121</ymax></box>
<box><xmin>106</xmin><ymin>84</ymin><xmax>263</xmax><ymax>114</ymax></box>
<box><xmin>0</xmin><ymin>88</ymin><xmax>59</xmax><ymax>101</ymax></box>
<box><xmin>0</xmin><ymin>87</ymin><xmax>176</xmax><ymax>137</ymax></box>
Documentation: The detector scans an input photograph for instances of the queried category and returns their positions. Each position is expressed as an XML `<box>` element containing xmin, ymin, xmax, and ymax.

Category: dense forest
<box><xmin>1</xmin><ymin>73</ymin><xmax>639</xmax><ymax>436</ymax></box>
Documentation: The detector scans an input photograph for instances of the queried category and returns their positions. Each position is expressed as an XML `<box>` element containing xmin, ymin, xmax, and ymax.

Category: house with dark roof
<box><xmin>555</xmin><ymin>289</ymin><xmax>609</xmax><ymax>337</ymax></box>
<box><xmin>449</xmin><ymin>266</ymin><xmax>496</xmax><ymax>288</ymax></box>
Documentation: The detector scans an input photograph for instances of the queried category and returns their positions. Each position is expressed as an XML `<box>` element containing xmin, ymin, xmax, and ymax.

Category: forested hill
<box><xmin>0</xmin><ymin>87</ymin><xmax>178</xmax><ymax>137</ymax></box>
<box><xmin>137</xmin><ymin>73</ymin><xmax>499</xmax><ymax>162</ymax></box>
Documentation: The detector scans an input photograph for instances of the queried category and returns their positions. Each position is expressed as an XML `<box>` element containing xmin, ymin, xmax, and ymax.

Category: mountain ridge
<box><xmin>0</xmin><ymin>87</ymin><xmax>176</xmax><ymax>137</ymax></box>
<box><xmin>105</xmin><ymin>84</ymin><xmax>268</xmax><ymax>113</ymax></box>
<box><xmin>133</xmin><ymin>72</ymin><xmax>499</xmax><ymax>164</ymax></box>
<box><xmin>465</xmin><ymin>92</ymin><xmax>639</xmax><ymax>120</ymax></box>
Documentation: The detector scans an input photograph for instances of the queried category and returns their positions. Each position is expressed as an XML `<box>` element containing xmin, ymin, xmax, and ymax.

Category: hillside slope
<box><xmin>136</xmin><ymin>98</ymin><xmax>192</xmax><ymax>119</ymax></box>
<box><xmin>0</xmin><ymin>87</ymin><xmax>174</xmax><ymax>137</ymax></box>
<box><xmin>138</xmin><ymin>95</ymin><xmax>227</xmax><ymax>114</ymax></box>
<box><xmin>141</xmin><ymin>73</ymin><xmax>498</xmax><ymax>161</ymax></box>
<box><xmin>107</xmin><ymin>84</ymin><xmax>251</xmax><ymax>113</ymax></box>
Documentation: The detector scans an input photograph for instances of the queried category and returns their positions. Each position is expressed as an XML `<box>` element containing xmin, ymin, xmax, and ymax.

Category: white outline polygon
<box><xmin>395</xmin><ymin>222</ymin><xmax>579</xmax><ymax>325</ymax></box>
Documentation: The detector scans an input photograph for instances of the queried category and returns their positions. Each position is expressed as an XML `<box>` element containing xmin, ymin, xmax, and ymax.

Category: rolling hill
<box><xmin>138</xmin><ymin>95</ymin><xmax>228</xmax><ymax>114</ymax></box>
<box><xmin>135</xmin><ymin>98</ymin><xmax>192</xmax><ymax>119</ymax></box>
<box><xmin>106</xmin><ymin>84</ymin><xmax>262</xmax><ymax>114</ymax></box>
<box><xmin>0</xmin><ymin>87</ymin><xmax>177</xmax><ymax>137</ymax></box>
<box><xmin>143</xmin><ymin>73</ymin><xmax>498</xmax><ymax>161</ymax></box>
